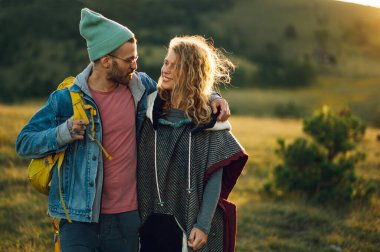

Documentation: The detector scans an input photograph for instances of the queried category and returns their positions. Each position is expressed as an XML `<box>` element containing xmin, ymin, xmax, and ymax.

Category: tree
<box><xmin>265</xmin><ymin>106</ymin><xmax>374</xmax><ymax>204</ymax></box>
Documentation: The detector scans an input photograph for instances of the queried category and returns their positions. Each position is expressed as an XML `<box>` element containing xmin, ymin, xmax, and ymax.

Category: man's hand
<box><xmin>188</xmin><ymin>227</ymin><xmax>208</xmax><ymax>251</ymax></box>
<box><xmin>211</xmin><ymin>98</ymin><xmax>231</xmax><ymax>122</ymax></box>
<box><xmin>67</xmin><ymin>117</ymin><xmax>86</xmax><ymax>141</ymax></box>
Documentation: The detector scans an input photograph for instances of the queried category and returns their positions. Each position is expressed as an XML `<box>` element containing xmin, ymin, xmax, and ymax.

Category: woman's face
<box><xmin>160</xmin><ymin>49</ymin><xmax>178</xmax><ymax>91</ymax></box>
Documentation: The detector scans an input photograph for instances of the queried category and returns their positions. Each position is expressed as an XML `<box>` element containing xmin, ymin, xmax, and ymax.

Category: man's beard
<box><xmin>107</xmin><ymin>61</ymin><xmax>135</xmax><ymax>85</ymax></box>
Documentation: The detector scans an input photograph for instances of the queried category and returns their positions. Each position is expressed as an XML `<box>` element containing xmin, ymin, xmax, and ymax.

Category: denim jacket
<box><xmin>16</xmin><ymin>64</ymin><xmax>157</xmax><ymax>222</ymax></box>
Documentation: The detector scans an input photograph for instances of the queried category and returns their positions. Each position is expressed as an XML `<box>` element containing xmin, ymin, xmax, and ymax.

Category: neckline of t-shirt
<box><xmin>89</xmin><ymin>83</ymin><xmax>125</xmax><ymax>95</ymax></box>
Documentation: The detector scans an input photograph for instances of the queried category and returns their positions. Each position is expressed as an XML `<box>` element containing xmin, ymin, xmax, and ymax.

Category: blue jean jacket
<box><xmin>16</xmin><ymin>64</ymin><xmax>157</xmax><ymax>222</ymax></box>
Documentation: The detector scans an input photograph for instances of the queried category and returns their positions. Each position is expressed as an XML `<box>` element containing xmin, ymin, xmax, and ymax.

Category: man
<box><xmin>16</xmin><ymin>8</ymin><xmax>230</xmax><ymax>252</ymax></box>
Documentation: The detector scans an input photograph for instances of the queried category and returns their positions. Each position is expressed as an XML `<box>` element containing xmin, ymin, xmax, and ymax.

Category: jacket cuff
<box><xmin>56</xmin><ymin>120</ymin><xmax>73</xmax><ymax>147</ymax></box>
<box><xmin>210</xmin><ymin>92</ymin><xmax>222</xmax><ymax>101</ymax></box>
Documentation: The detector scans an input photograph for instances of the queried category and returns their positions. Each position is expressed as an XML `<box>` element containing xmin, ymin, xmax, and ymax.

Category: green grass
<box><xmin>1</xmin><ymin>104</ymin><xmax>380</xmax><ymax>251</ymax></box>
<box><xmin>0</xmin><ymin>167</ymin><xmax>51</xmax><ymax>251</ymax></box>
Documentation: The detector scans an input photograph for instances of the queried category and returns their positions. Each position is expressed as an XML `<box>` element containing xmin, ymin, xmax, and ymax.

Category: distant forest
<box><xmin>1</xmin><ymin>0</ymin><xmax>380</xmax><ymax>102</ymax></box>
<box><xmin>0</xmin><ymin>0</ymin><xmax>232</xmax><ymax>101</ymax></box>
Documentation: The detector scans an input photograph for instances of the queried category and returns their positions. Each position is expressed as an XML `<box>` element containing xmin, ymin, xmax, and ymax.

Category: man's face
<box><xmin>106</xmin><ymin>42</ymin><xmax>138</xmax><ymax>85</ymax></box>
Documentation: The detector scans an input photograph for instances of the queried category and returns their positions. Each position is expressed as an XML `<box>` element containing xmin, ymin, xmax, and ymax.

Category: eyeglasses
<box><xmin>108</xmin><ymin>54</ymin><xmax>139</xmax><ymax>64</ymax></box>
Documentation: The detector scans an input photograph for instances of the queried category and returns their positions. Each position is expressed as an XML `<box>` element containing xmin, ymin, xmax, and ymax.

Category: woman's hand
<box><xmin>188</xmin><ymin>227</ymin><xmax>208</xmax><ymax>250</ymax></box>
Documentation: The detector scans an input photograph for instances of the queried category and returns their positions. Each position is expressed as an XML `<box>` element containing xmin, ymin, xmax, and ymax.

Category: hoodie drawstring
<box><xmin>154</xmin><ymin>130</ymin><xmax>164</xmax><ymax>206</ymax></box>
<box><xmin>186</xmin><ymin>132</ymin><xmax>193</xmax><ymax>193</ymax></box>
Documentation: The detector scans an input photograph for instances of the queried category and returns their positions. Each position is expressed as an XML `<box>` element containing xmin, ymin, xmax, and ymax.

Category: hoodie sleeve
<box><xmin>194</xmin><ymin>168</ymin><xmax>223</xmax><ymax>234</ymax></box>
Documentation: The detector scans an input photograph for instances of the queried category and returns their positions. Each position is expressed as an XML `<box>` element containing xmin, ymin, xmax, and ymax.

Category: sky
<box><xmin>335</xmin><ymin>0</ymin><xmax>380</xmax><ymax>8</ymax></box>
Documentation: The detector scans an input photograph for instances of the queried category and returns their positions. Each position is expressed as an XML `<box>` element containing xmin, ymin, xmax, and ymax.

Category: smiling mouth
<box><xmin>162</xmin><ymin>76</ymin><xmax>172</xmax><ymax>82</ymax></box>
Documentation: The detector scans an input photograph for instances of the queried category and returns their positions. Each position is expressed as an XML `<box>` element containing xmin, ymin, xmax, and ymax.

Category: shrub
<box><xmin>303</xmin><ymin>107</ymin><xmax>366</xmax><ymax>161</ymax></box>
<box><xmin>283</xmin><ymin>24</ymin><xmax>297</xmax><ymax>40</ymax></box>
<box><xmin>267</xmin><ymin>106</ymin><xmax>374</xmax><ymax>204</ymax></box>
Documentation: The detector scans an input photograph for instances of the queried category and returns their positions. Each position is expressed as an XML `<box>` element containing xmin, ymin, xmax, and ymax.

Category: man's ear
<box><xmin>99</xmin><ymin>55</ymin><xmax>111</xmax><ymax>69</ymax></box>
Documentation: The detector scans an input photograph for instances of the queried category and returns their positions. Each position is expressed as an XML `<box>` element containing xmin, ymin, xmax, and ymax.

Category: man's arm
<box><xmin>16</xmin><ymin>92</ymin><xmax>67</xmax><ymax>158</ymax></box>
<box><xmin>139</xmin><ymin>72</ymin><xmax>158</xmax><ymax>95</ymax></box>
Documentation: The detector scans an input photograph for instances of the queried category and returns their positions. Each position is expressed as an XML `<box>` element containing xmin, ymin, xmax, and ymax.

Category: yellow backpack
<box><xmin>27</xmin><ymin>77</ymin><xmax>112</xmax><ymax>250</ymax></box>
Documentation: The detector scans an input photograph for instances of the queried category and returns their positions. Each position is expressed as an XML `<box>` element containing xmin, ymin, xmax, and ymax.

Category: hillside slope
<box><xmin>198</xmin><ymin>0</ymin><xmax>380</xmax><ymax>77</ymax></box>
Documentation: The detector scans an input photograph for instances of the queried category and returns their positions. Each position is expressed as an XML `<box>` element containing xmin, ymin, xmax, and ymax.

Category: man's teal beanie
<box><xmin>79</xmin><ymin>8</ymin><xmax>134</xmax><ymax>61</ymax></box>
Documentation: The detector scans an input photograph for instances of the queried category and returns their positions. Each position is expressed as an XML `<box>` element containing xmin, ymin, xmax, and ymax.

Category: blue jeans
<box><xmin>59</xmin><ymin>210</ymin><xmax>141</xmax><ymax>252</ymax></box>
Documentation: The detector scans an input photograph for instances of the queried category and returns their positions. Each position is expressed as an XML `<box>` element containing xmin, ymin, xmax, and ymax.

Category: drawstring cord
<box><xmin>85</xmin><ymin>104</ymin><xmax>112</xmax><ymax>161</ymax></box>
<box><xmin>154</xmin><ymin>130</ymin><xmax>164</xmax><ymax>206</ymax></box>
<box><xmin>186</xmin><ymin>132</ymin><xmax>193</xmax><ymax>193</ymax></box>
<box><xmin>154</xmin><ymin>130</ymin><xmax>193</xmax><ymax>207</ymax></box>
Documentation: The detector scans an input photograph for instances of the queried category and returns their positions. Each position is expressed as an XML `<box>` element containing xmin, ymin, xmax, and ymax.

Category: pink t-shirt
<box><xmin>90</xmin><ymin>84</ymin><xmax>138</xmax><ymax>214</ymax></box>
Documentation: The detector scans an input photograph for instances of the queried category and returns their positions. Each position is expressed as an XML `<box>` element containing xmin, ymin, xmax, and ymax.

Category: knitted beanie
<box><xmin>79</xmin><ymin>8</ymin><xmax>134</xmax><ymax>61</ymax></box>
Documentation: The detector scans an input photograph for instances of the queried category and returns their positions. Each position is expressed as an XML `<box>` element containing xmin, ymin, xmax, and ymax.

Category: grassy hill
<box><xmin>197</xmin><ymin>0</ymin><xmax>380</xmax><ymax>78</ymax></box>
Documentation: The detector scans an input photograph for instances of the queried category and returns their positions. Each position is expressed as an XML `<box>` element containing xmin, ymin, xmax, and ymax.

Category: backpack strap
<box><xmin>59</xmin><ymin>77</ymin><xmax>112</xmax><ymax>160</ymax></box>
<box><xmin>69</xmin><ymin>90</ymin><xmax>113</xmax><ymax>160</ymax></box>
<box><xmin>70</xmin><ymin>91</ymin><xmax>90</xmax><ymax>124</ymax></box>
<box><xmin>52</xmin><ymin>218</ymin><xmax>60</xmax><ymax>252</ymax></box>
<box><xmin>57</xmin><ymin>76</ymin><xmax>76</xmax><ymax>90</ymax></box>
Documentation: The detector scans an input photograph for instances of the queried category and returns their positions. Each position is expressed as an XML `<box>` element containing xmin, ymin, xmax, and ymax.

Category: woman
<box><xmin>137</xmin><ymin>35</ymin><xmax>248</xmax><ymax>252</ymax></box>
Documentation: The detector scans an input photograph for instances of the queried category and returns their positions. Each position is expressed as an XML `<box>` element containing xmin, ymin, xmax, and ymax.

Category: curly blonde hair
<box><xmin>158</xmin><ymin>35</ymin><xmax>235</xmax><ymax>125</ymax></box>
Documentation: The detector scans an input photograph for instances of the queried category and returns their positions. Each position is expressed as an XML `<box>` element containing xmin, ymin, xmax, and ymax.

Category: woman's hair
<box><xmin>158</xmin><ymin>35</ymin><xmax>235</xmax><ymax>125</ymax></box>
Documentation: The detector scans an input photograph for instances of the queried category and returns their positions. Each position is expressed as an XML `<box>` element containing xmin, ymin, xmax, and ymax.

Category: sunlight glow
<box><xmin>335</xmin><ymin>0</ymin><xmax>380</xmax><ymax>8</ymax></box>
